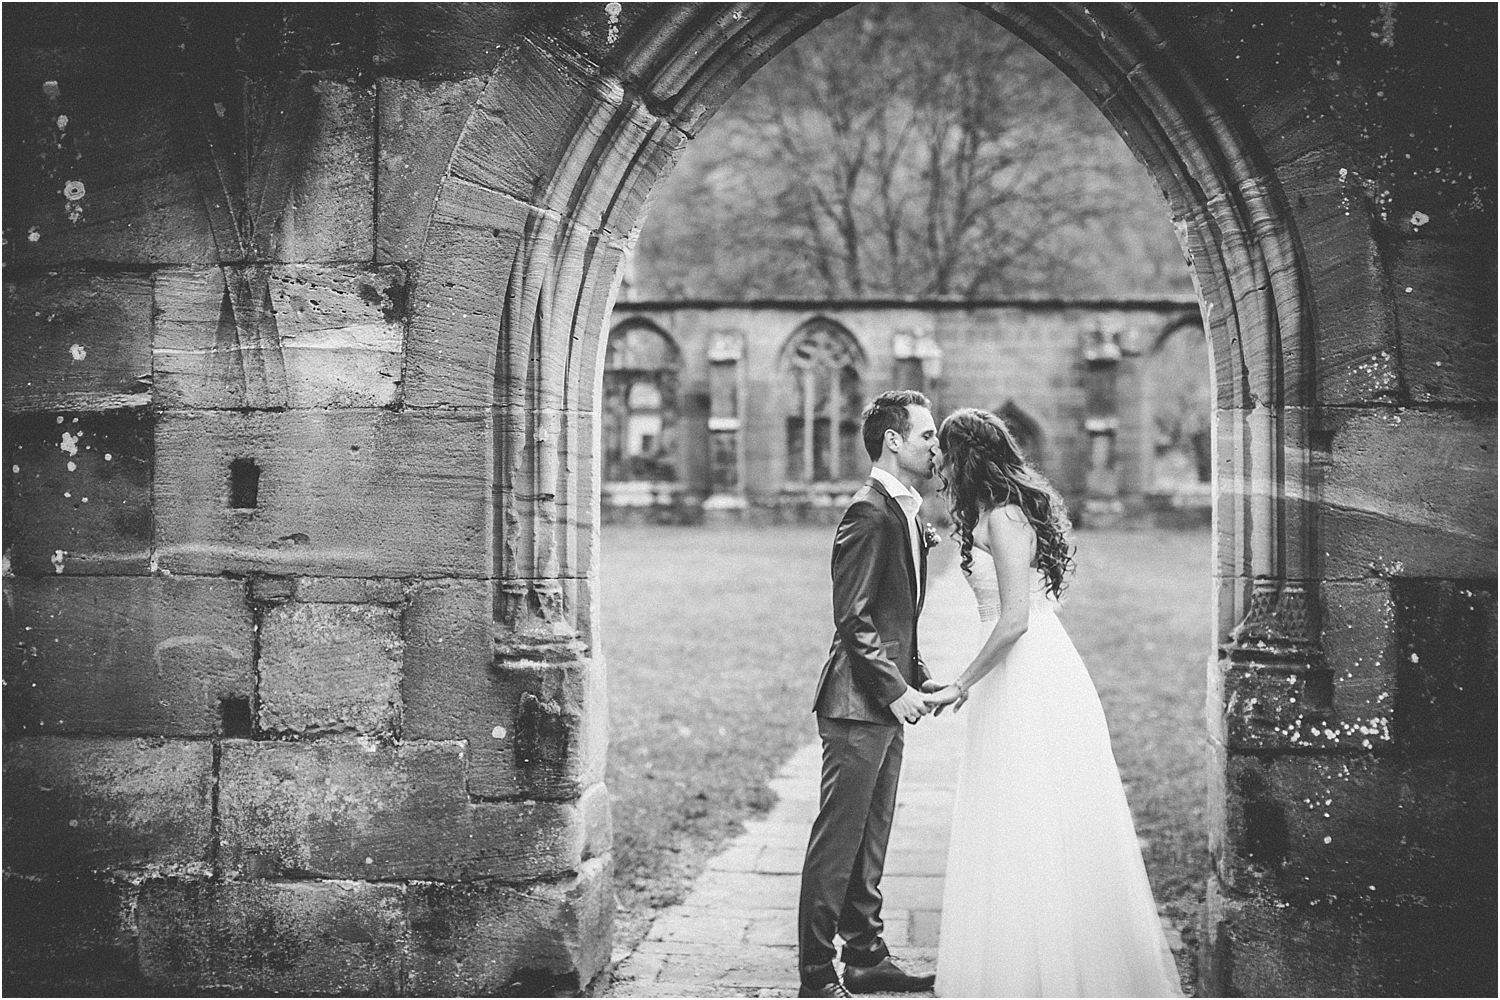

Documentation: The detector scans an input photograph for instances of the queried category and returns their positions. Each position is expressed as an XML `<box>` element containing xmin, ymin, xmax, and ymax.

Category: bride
<box><xmin>919</xmin><ymin>408</ymin><xmax>1183</xmax><ymax>998</ymax></box>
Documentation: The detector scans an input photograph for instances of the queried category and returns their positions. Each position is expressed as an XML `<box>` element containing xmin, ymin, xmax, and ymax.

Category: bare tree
<box><xmin>634</xmin><ymin>4</ymin><xmax>1186</xmax><ymax>300</ymax></box>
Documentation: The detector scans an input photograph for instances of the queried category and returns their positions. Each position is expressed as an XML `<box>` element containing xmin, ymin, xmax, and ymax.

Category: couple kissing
<box><xmin>796</xmin><ymin>390</ymin><xmax>1182</xmax><ymax>998</ymax></box>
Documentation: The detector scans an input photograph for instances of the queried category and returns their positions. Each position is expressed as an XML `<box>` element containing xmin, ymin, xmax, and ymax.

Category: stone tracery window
<box><xmin>783</xmin><ymin>319</ymin><xmax>865</xmax><ymax>483</ymax></box>
<box><xmin>997</xmin><ymin>399</ymin><xmax>1044</xmax><ymax>466</ymax></box>
<box><xmin>603</xmin><ymin>321</ymin><xmax>682</xmax><ymax>483</ymax></box>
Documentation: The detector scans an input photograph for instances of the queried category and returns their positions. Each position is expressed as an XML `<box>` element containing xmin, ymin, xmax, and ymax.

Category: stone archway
<box><xmin>403</xmin><ymin>5</ymin><xmax>1319</xmax><ymax>994</ymax></box>
<box><xmin>3</xmin><ymin>6</ymin><xmax>1490</xmax><ymax>996</ymax></box>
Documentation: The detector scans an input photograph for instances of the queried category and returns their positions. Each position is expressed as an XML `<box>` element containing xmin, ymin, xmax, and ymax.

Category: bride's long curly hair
<box><xmin>937</xmin><ymin>407</ymin><xmax>1076</xmax><ymax>599</ymax></box>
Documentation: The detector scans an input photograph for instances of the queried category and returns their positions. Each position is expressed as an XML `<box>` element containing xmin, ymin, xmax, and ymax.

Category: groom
<box><xmin>797</xmin><ymin>390</ymin><xmax>938</xmax><ymax>998</ymax></box>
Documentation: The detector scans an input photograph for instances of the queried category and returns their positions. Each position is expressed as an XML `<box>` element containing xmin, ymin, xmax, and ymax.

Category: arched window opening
<box><xmin>604</xmin><ymin>322</ymin><xmax>682</xmax><ymax>486</ymax></box>
<box><xmin>783</xmin><ymin>320</ymin><xmax>865</xmax><ymax>484</ymax></box>
<box><xmin>996</xmin><ymin>399</ymin><xmax>1045</xmax><ymax>467</ymax></box>
<box><xmin>1145</xmin><ymin>319</ymin><xmax>1211</xmax><ymax>493</ymax></box>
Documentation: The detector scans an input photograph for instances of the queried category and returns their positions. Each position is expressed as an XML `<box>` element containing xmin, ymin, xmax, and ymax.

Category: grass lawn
<box><xmin>599</xmin><ymin>522</ymin><xmax>1211</xmax><ymax>953</ymax></box>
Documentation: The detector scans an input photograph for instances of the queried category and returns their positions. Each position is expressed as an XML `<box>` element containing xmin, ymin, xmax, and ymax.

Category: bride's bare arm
<box><xmin>924</xmin><ymin>505</ymin><xmax>1035</xmax><ymax>711</ymax></box>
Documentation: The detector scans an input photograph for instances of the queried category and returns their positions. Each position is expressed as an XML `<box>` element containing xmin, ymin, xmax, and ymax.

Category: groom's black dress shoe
<box><xmin>842</xmin><ymin>956</ymin><xmax>936</xmax><ymax>993</ymax></box>
<box><xmin>798</xmin><ymin>981</ymin><xmax>853</xmax><ymax>998</ymax></box>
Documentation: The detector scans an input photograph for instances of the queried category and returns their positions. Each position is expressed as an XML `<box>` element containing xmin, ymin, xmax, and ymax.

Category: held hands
<box><xmin>921</xmin><ymin>679</ymin><xmax>969</xmax><ymax>716</ymax></box>
<box><xmin>888</xmin><ymin>686</ymin><xmax>932</xmax><ymax>725</ymax></box>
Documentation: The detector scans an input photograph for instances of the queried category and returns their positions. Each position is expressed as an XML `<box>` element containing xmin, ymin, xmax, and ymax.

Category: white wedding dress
<box><xmin>933</xmin><ymin>545</ymin><xmax>1184</xmax><ymax>998</ymax></box>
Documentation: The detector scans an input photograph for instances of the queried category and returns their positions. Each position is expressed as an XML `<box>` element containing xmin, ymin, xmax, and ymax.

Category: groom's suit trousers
<box><xmin>797</xmin><ymin>716</ymin><xmax>904</xmax><ymax>977</ymax></box>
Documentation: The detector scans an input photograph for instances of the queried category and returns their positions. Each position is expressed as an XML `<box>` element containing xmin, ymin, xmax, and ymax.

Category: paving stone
<box><xmin>752</xmin><ymin>846</ymin><xmax>807</xmax><ymax>874</ymax></box>
<box><xmin>884</xmin><ymin>850</ymin><xmax>950</xmax><ymax>877</ymax></box>
<box><xmin>682</xmin><ymin>871</ymin><xmax>800</xmax><ymax>910</ymax></box>
<box><xmin>646</xmin><ymin>944</ymin><xmax>798</xmax><ymax>991</ymax></box>
<box><xmin>646</xmin><ymin>913</ymin><xmax>749</xmax><ymax>946</ymax></box>
<box><xmin>905</xmin><ymin>910</ymin><xmax>943</xmax><ymax>948</ymax></box>
<box><xmin>706</xmin><ymin>842</ymin><xmax>764</xmax><ymax>872</ymax></box>
<box><xmin>882</xmin><ymin>915</ymin><xmax>910</xmax><ymax>948</ymax></box>
<box><xmin>880</xmin><ymin>875</ymin><xmax>947</xmax><ymax>910</ymax></box>
<box><xmin>744</xmin><ymin>917</ymin><xmax>798</xmax><ymax>947</ymax></box>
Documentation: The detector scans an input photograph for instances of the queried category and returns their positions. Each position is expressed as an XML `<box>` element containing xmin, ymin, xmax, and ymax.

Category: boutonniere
<box><xmin>921</xmin><ymin>522</ymin><xmax>943</xmax><ymax>550</ymax></box>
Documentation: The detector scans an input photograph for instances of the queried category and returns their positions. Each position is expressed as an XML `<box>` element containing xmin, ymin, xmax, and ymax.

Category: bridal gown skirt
<box><xmin>934</xmin><ymin>597</ymin><xmax>1183</xmax><ymax>998</ymax></box>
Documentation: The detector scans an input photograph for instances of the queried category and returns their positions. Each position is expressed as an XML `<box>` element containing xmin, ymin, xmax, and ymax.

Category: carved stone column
<box><xmin>1080</xmin><ymin>324</ymin><xmax>1125</xmax><ymax>525</ymax></box>
<box><xmin>704</xmin><ymin>329</ymin><xmax>748</xmax><ymax>519</ymax></box>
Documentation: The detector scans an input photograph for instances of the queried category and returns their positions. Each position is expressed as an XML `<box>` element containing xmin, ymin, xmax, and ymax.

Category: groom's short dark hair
<box><xmin>861</xmin><ymin>389</ymin><xmax>931</xmax><ymax>460</ymax></box>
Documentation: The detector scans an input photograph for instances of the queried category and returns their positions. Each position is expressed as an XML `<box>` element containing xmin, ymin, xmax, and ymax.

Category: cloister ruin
<box><xmin>3</xmin><ymin>4</ymin><xmax>1494</xmax><ymax>996</ymax></box>
<box><xmin>600</xmin><ymin>297</ymin><xmax>1208</xmax><ymax>524</ymax></box>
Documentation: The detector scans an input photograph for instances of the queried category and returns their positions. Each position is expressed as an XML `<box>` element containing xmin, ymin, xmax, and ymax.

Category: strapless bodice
<box><xmin>962</xmin><ymin>548</ymin><xmax>1058</xmax><ymax>622</ymax></box>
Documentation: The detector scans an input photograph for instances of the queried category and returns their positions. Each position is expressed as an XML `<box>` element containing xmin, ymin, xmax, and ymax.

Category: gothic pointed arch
<box><xmin>602</xmin><ymin>319</ymin><xmax>683</xmax><ymax>486</ymax></box>
<box><xmin>779</xmin><ymin>317</ymin><xmax>867</xmax><ymax>484</ymax></box>
<box><xmin>1145</xmin><ymin>316</ymin><xmax>1212</xmax><ymax>490</ymax></box>
<box><xmin>995</xmin><ymin>399</ymin><xmax>1046</xmax><ymax>466</ymax></box>
<box><xmin>402</xmin><ymin>6</ymin><xmax>1380</xmax><ymax>995</ymax></box>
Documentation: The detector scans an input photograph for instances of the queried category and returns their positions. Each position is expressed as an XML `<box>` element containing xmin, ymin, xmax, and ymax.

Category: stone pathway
<box><xmin>608</xmin><ymin>559</ymin><xmax>1190</xmax><ymax>997</ymax></box>
<box><xmin>607</xmin><ymin>724</ymin><xmax>959</xmax><ymax>998</ymax></box>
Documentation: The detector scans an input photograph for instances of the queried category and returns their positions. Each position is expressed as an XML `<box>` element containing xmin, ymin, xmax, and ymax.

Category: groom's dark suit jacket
<box><xmin>813</xmin><ymin>477</ymin><xmax>932</xmax><ymax>723</ymax></box>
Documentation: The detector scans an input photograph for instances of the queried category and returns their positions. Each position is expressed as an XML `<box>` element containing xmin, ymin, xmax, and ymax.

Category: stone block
<box><xmin>376</xmin><ymin>77</ymin><xmax>488</xmax><ymax>262</ymax></box>
<box><xmin>404</xmin><ymin>577</ymin><xmax>604</xmax><ymax>799</ymax></box>
<box><xmin>153</xmin><ymin>264</ymin><xmax>405</xmax><ymax>411</ymax></box>
<box><xmin>456</xmin><ymin>34</ymin><xmax>685</xmax><ymax>240</ymax></box>
<box><xmin>2</xmin><ymin>73</ymin><xmax>219</xmax><ymax>265</ymax></box>
<box><xmin>3</xmin><ymin>409</ymin><xmax>152</xmax><ymax>575</ymax></box>
<box><xmin>5</xmin><ymin>8</ymin><xmax>372</xmax><ymax>79</ymax></box>
<box><xmin>544</xmin><ymin>4</ymin><xmax>831</xmax><ymax>136</ymax></box>
<box><xmin>153</xmin><ymin>409</ymin><xmax>489</xmax><ymax>578</ymax></box>
<box><xmin>482</xmin><ymin>659</ymin><xmax>591</xmax><ymax>800</ymax></box>
<box><xmin>1393</xmin><ymin>578</ymin><xmax>1496</xmax><ymax>758</ymax></box>
<box><xmin>1221</xmin><ymin>754</ymin><xmax>1495</xmax><ymax>905</ymax></box>
<box><xmin>8</xmin><ymin>70</ymin><xmax>371</xmax><ymax>265</ymax></box>
<box><xmin>258</xmin><ymin>602</ymin><xmax>403</xmax><ymax>737</ymax></box>
<box><xmin>1273</xmin><ymin>153</ymin><xmax>1400</xmax><ymax>407</ymax></box>
<box><xmin>397</xmin><ymin>218</ymin><xmax>514</xmax><ymax>408</ymax></box>
<box><xmin>402</xmin><ymin>577</ymin><xmax>495</xmax><ymax>734</ymax></box>
<box><xmin>405</xmin><ymin>855</ymin><xmax>613</xmax><ymax>996</ymax></box>
<box><xmin>250</xmin><ymin>574</ymin><xmax>296</xmax><ymax>604</ymax></box>
<box><xmin>264</xmin><ymin>79</ymin><xmax>375</xmax><ymax>261</ymax></box>
<box><xmin>1206</xmin><ymin>880</ymin><xmax>1497</xmax><ymax>998</ymax></box>
<box><xmin>217</xmin><ymin>740</ymin><xmax>586</xmax><ymax>880</ymax></box>
<box><xmin>1</xmin><ymin>874</ymin><xmax>140</xmax><ymax>995</ymax></box>
<box><xmin>3</xmin><ymin>576</ymin><xmax>253</xmax><ymax>737</ymax></box>
<box><xmin>136</xmin><ymin>878</ymin><xmax>405</xmax><ymax>996</ymax></box>
<box><xmin>420</xmin><ymin>190</ymin><xmax>626</xmax><ymax>414</ymax></box>
<box><xmin>1212</xmin><ymin>405</ymin><xmax>1287</xmax><ymax>583</ymax></box>
<box><xmin>294</xmin><ymin>576</ymin><xmax>406</xmax><ymax>604</ymax></box>
<box><xmin>2</xmin><ymin>272</ymin><xmax>153</xmax><ymax>411</ymax></box>
<box><xmin>579</xmin><ymin>781</ymin><xmax>613</xmax><ymax>863</ymax></box>
<box><xmin>1388</xmin><ymin>235</ymin><xmax>1497</xmax><ymax>404</ymax></box>
<box><xmin>3</xmin><ymin>737</ymin><xmax>214</xmax><ymax>874</ymax></box>
<box><xmin>371</xmin><ymin>6</ymin><xmax>537</xmax><ymax>79</ymax></box>
<box><xmin>1293</xmin><ymin>579</ymin><xmax>1397</xmax><ymax>750</ymax></box>
<box><xmin>451</xmin><ymin>38</ymin><xmax>601</xmax><ymax>208</ymax></box>
<box><xmin>1319</xmin><ymin>407</ymin><xmax>1496</xmax><ymax>579</ymax></box>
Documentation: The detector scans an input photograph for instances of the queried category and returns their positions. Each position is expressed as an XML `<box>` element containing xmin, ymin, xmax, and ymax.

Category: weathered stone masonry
<box><xmin>2</xmin><ymin>4</ymin><xmax>1494</xmax><ymax>996</ymax></box>
<box><xmin>600</xmin><ymin>297</ymin><xmax>1208</xmax><ymax>525</ymax></box>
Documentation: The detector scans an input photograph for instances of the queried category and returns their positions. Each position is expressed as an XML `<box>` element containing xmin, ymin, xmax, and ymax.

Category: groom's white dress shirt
<box><xmin>868</xmin><ymin>466</ymin><xmax>923</xmax><ymax>604</ymax></box>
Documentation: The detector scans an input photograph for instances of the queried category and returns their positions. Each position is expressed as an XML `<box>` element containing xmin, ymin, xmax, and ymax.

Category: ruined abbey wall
<box><xmin>3</xmin><ymin>4</ymin><xmax>1494</xmax><ymax>995</ymax></box>
<box><xmin>602</xmin><ymin>297</ymin><xmax>1202</xmax><ymax>523</ymax></box>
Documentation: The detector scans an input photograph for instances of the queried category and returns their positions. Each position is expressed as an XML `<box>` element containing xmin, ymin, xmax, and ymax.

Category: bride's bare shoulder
<box><xmin>993</xmin><ymin>504</ymin><xmax>1029</xmax><ymax>525</ymax></box>
<box><xmin>978</xmin><ymin>504</ymin><xmax>1031</xmax><ymax>532</ymax></box>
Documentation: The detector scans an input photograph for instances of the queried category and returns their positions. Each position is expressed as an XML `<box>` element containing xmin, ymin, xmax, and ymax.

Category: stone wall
<box><xmin>603</xmin><ymin>297</ymin><xmax>1202</xmax><ymax>523</ymax></box>
<box><xmin>2</xmin><ymin>4</ymin><xmax>1494</xmax><ymax>996</ymax></box>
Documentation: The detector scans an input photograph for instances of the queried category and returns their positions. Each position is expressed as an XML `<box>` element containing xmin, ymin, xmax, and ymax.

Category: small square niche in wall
<box><xmin>229</xmin><ymin>457</ymin><xmax>261</xmax><ymax>509</ymax></box>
